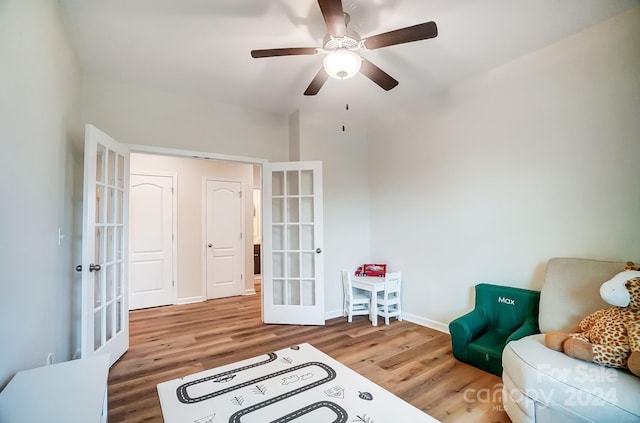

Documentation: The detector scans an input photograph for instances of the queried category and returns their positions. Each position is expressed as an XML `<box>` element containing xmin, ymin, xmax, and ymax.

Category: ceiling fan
<box><xmin>250</xmin><ymin>0</ymin><xmax>438</xmax><ymax>96</ymax></box>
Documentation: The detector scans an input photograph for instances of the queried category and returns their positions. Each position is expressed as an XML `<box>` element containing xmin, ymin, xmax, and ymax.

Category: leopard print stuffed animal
<box><xmin>545</xmin><ymin>261</ymin><xmax>640</xmax><ymax>377</ymax></box>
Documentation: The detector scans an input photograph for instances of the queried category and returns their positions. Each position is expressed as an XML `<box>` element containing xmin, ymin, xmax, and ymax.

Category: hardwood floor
<box><xmin>108</xmin><ymin>282</ymin><xmax>510</xmax><ymax>422</ymax></box>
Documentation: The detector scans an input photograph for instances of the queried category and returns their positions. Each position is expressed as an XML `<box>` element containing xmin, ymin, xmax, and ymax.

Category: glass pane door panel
<box><xmin>286</xmin><ymin>171</ymin><xmax>299</xmax><ymax>195</ymax></box>
<box><xmin>94</xmin><ymin>310</ymin><xmax>102</xmax><ymax>350</ymax></box>
<box><xmin>96</xmin><ymin>145</ymin><xmax>105</xmax><ymax>183</ymax></box>
<box><xmin>301</xmin><ymin>225</ymin><xmax>314</xmax><ymax>250</ymax></box>
<box><xmin>288</xmin><ymin>253</ymin><xmax>300</xmax><ymax>277</ymax></box>
<box><xmin>273</xmin><ymin>280</ymin><xmax>285</xmax><ymax>305</ymax></box>
<box><xmin>273</xmin><ymin>253</ymin><xmax>284</xmax><ymax>278</ymax></box>
<box><xmin>117</xmin><ymin>191</ymin><xmax>124</xmax><ymax>223</ymax></box>
<box><xmin>287</xmin><ymin>225</ymin><xmax>300</xmax><ymax>250</ymax></box>
<box><xmin>287</xmin><ymin>280</ymin><xmax>301</xmax><ymax>305</ymax></box>
<box><xmin>106</xmin><ymin>304</ymin><xmax>114</xmax><ymax>342</ymax></box>
<box><xmin>106</xmin><ymin>266</ymin><xmax>114</xmax><ymax>302</ymax></box>
<box><xmin>302</xmin><ymin>253</ymin><xmax>315</xmax><ymax>278</ymax></box>
<box><xmin>116</xmin><ymin>227</ymin><xmax>123</xmax><ymax>260</ymax></box>
<box><xmin>302</xmin><ymin>280</ymin><xmax>315</xmax><ymax>306</ymax></box>
<box><xmin>301</xmin><ymin>170</ymin><xmax>313</xmax><ymax>195</ymax></box>
<box><xmin>272</xmin><ymin>171</ymin><xmax>284</xmax><ymax>196</ymax></box>
<box><xmin>107</xmin><ymin>227</ymin><xmax>114</xmax><ymax>262</ymax></box>
<box><xmin>272</xmin><ymin>226</ymin><xmax>284</xmax><ymax>250</ymax></box>
<box><xmin>94</xmin><ymin>227</ymin><xmax>103</xmax><ymax>263</ymax></box>
<box><xmin>287</xmin><ymin>198</ymin><xmax>299</xmax><ymax>223</ymax></box>
<box><xmin>107</xmin><ymin>188</ymin><xmax>115</xmax><ymax>223</ymax></box>
<box><xmin>117</xmin><ymin>155</ymin><xmax>124</xmax><ymax>189</ymax></box>
<box><xmin>108</xmin><ymin>150</ymin><xmax>115</xmax><ymax>186</ymax></box>
<box><xmin>301</xmin><ymin>198</ymin><xmax>314</xmax><ymax>222</ymax></box>
<box><xmin>94</xmin><ymin>275</ymin><xmax>103</xmax><ymax>307</ymax></box>
<box><xmin>116</xmin><ymin>263</ymin><xmax>123</xmax><ymax>296</ymax></box>
<box><xmin>272</xmin><ymin>199</ymin><xmax>284</xmax><ymax>223</ymax></box>
<box><xmin>95</xmin><ymin>187</ymin><xmax>103</xmax><ymax>223</ymax></box>
<box><xmin>116</xmin><ymin>300</ymin><xmax>123</xmax><ymax>333</ymax></box>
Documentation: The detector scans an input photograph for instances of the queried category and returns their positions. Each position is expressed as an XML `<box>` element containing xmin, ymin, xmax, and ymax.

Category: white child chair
<box><xmin>342</xmin><ymin>269</ymin><xmax>371</xmax><ymax>323</ymax></box>
<box><xmin>377</xmin><ymin>271</ymin><xmax>402</xmax><ymax>325</ymax></box>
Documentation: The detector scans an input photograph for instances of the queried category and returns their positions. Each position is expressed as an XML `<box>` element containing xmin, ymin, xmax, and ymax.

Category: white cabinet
<box><xmin>0</xmin><ymin>354</ymin><xmax>110</xmax><ymax>423</ymax></box>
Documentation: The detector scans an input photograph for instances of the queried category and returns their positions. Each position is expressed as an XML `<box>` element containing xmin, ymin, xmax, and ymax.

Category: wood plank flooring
<box><xmin>108</xmin><ymin>282</ymin><xmax>510</xmax><ymax>422</ymax></box>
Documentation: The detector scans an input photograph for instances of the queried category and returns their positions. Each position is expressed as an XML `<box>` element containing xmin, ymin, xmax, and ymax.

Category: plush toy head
<box><xmin>600</xmin><ymin>268</ymin><xmax>640</xmax><ymax>309</ymax></box>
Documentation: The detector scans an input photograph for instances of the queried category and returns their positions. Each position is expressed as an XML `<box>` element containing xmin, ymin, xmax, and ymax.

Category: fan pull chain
<box><xmin>342</xmin><ymin>103</ymin><xmax>349</xmax><ymax>132</ymax></box>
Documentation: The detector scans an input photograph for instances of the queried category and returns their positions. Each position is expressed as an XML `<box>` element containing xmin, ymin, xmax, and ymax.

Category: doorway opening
<box><xmin>127</xmin><ymin>148</ymin><xmax>263</xmax><ymax>310</ymax></box>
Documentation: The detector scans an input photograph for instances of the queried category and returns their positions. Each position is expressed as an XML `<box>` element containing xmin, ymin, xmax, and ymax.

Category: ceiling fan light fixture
<box><xmin>323</xmin><ymin>49</ymin><xmax>362</xmax><ymax>80</ymax></box>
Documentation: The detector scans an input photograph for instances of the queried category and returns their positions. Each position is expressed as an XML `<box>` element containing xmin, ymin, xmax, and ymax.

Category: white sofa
<box><xmin>502</xmin><ymin>258</ymin><xmax>640</xmax><ymax>423</ymax></box>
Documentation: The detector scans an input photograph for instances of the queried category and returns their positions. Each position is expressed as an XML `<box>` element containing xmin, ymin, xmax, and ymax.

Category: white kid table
<box><xmin>351</xmin><ymin>274</ymin><xmax>388</xmax><ymax>326</ymax></box>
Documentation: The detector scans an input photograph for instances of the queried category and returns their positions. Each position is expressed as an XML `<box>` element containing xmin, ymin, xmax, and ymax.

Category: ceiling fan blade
<box><xmin>359</xmin><ymin>59</ymin><xmax>398</xmax><ymax>91</ymax></box>
<box><xmin>363</xmin><ymin>21</ymin><xmax>438</xmax><ymax>50</ymax></box>
<box><xmin>251</xmin><ymin>48</ymin><xmax>318</xmax><ymax>58</ymax></box>
<box><xmin>317</xmin><ymin>0</ymin><xmax>346</xmax><ymax>37</ymax></box>
<box><xmin>304</xmin><ymin>67</ymin><xmax>330</xmax><ymax>96</ymax></box>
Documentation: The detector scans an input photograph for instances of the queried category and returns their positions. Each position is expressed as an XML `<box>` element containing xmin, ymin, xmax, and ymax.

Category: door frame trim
<box><xmin>129</xmin><ymin>170</ymin><xmax>178</xmax><ymax>307</ymax></box>
<box><xmin>127</xmin><ymin>144</ymin><xmax>267</xmax><ymax>166</ymax></box>
<box><xmin>201</xmin><ymin>177</ymin><xmax>247</xmax><ymax>301</ymax></box>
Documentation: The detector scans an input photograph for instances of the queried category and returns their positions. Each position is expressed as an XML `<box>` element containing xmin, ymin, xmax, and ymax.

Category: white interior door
<box><xmin>205</xmin><ymin>179</ymin><xmax>244</xmax><ymax>299</ymax></box>
<box><xmin>263</xmin><ymin>161</ymin><xmax>324</xmax><ymax>325</ymax></box>
<box><xmin>80</xmin><ymin>124</ymin><xmax>129</xmax><ymax>366</ymax></box>
<box><xmin>129</xmin><ymin>173</ymin><xmax>175</xmax><ymax>310</ymax></box>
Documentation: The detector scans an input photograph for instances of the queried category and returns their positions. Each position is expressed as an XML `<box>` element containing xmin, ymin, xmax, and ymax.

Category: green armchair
<box><xmin>449</xmin><ymin>283</ymin><xmax>540</xmax><ymax>376</ymax></box>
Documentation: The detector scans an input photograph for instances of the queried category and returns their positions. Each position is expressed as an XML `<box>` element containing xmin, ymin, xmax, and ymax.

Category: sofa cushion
<box><xmin>503</xmin><ymin>334</ymin><xmax>640</xmax><ymax>422</ymax></box>
<box><xmin>539</xmin><ymin>258</ymin><xmax>625</xmax><ymax>333</ymax></box>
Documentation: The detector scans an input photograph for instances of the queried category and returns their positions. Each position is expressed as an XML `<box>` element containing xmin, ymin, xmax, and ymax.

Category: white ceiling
<box><xmin>60</xmin><ymin>0</ymin><xmax>639</xmax><ymax>122</ymax></box>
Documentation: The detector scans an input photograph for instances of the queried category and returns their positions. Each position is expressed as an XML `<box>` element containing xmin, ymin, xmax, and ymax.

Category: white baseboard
<box><xmin>244</xmin><ymin>288</ymin><xmax>256</xmax><ymax>295</ymax></box>
<box><xmin>324</xmin><ymin>309</ymin><xmax>449</xmax><ymax>334</ymax></box>
<box><xmin>403</xmin><ymin>312</ymin><xmax>450</xmax><ymax>334</ymax></box>
<box><xmin>176</xmin><ymin>296</ymin><xmax>204</xmax><ymax>305</ymax></box>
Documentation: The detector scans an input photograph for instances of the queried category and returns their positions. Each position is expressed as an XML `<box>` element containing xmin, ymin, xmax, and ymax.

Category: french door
<box><xmin>262</xmin><ymin>161</ymin><xmax>324</xmax><ymax>325</ymax></box>
<box><xmin>80</xmin><ymin>125</ymin><xmax>129</xmax><ymax>365</ymax></box>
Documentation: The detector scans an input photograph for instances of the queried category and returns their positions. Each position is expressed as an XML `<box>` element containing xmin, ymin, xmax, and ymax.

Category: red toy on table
<box><xmin>355</xmin><ymin>264</ymin><xmax>387</xmax><ymax>277</ymax></box>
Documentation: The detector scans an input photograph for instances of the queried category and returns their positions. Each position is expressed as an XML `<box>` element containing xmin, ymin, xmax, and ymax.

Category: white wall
<box><xmin>368</xmin><ymin>7</ymin><xmax>640</xmax><ymax>330</ymax></box>
<box><xmin>82</xmin><ymin>75</ymin><xmax>289</xmax><ymax>162</ymax></box>
<box><xmin>130</xmin><ymin>154</ymin><xmax>255</xmax><ymax>301</ymax></box>
<box><xmin>298</xmin><ymin>112</ymin><xmax>372</xmax><ymax>315</ymax></box>
<box><xmin>0</xmin><ymin>0</ymin><xmax>81</xmax><ymax>387</ymax></box>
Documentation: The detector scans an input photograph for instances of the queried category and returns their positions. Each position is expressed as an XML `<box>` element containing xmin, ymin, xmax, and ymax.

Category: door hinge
<box><xmin>241</xmin><ymin>274</ymin><xmax>243</xmax><ymax>280</ymax></box>
<box><xmin>172</xmin><ymin>280</ymin><xmax>175</xmax><ymax>287</ymax></box>
<box><xmin>239</xmin><ymin>191</ymin><xmax>242</xmax><ymax>198</ymax></box>
<box><xmin>240</xmin><ymin>232</ymin><xmax>243</xmax><ymax>239</ymax></box>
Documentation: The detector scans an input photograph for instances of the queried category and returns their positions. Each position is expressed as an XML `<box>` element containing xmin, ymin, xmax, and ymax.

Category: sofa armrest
<box><xmin>449</xmin><ymin>309</ymin><xmax>489</xmax><ymax>361</ymax></box>
<box><xmin>505</xmin><ymin>316</ymin><xmax>540</xmax><ymax>345</ymax></box>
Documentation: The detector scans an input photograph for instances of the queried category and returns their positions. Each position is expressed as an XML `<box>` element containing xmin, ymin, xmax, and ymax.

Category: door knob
<box><xmin>89</xmin><ymin>263</ymin><xmax>101</xmax><ymax>272</ymax></box>
<box><xmin>75</xmin><ymin>265</ymin><xmax>82</xmax><ymax>272</ymax></box>
<box><xmin>316</xmin><ymin>248</ymin><xmax>322</xmax><ymax>254</ymax></box>
<box><xmin>208</xmin><ymin>243</ymin><xmax>213</xmax><ymax>248</ymax></box>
